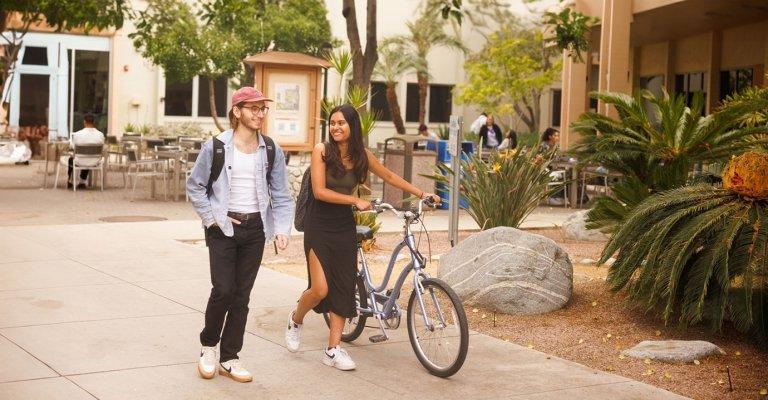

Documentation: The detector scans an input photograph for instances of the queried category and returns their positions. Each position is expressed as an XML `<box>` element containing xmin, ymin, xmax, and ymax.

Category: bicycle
<box><xmin>322</xmin><ymin>198</ymin><xmax>469</xmax><ymax>378</ymax></box>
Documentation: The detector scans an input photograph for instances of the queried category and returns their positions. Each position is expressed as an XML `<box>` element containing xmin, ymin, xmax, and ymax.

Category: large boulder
<box><xmin>438</xmin><ymin>227</ymin><xmax>573</xmax><ymax>315</ymax></box>
<box><xmin>562</xmin><ymin>210</ymin><xmax>608</xmax><ymax>242</ymax></box>
<box><xmin>622</xmin><ymin>340</ymin><xmax>725</xmax><ymax>363</ymax></box>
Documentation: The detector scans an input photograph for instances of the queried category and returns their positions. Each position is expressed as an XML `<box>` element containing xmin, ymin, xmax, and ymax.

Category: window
<box><xmin>370</xmin><ymin>82</ymin><xmax>392</xmax><ymax>121</ymax></box>
<box><xmin>428</xmin><ymin>84</ymin><xmax>453</xmax><ymax>123</ymax></box>
<box><xmin>405</xmin><ymin>83</ymin><xmax>419</xmax><ymax>122</ymax></box>
<box><xmin>22</xmin><ymin>46</ymin><xmax>47</xmax><ymax>66</ymax></box>
<box><xmin>198</xmin><ymin>77</ymin><xmax>227</xmax><ymax>118</ymax></box>
<box><xmin>674</xmin><ymin>72</ymin><xmax>707</xmax><ymax>108</ymax></box>
<box><xmin>164</xmin><ymin>79</ymin><xmax>193</xmax><ymax>116</ymax></box>
<box><xmin>164</xmin><ymin>76</ymin><xmax>228</xmax><ymax>118</ymax></box>
<box><xmin>551</xmin><ymin>89</ymin><xmax>562</xmax><ymax>127</ymax></box>
<box><xmin>719</xmin><ymin>68</ymin><xmax>753</xmax><ymax>102</ymax></box>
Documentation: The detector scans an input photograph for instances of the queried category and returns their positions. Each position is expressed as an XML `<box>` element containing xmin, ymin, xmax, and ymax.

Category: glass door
<box><xmin>68</xmin><ymin>50</ymin><xmax>110</xmax><ymax>134</ymax></box>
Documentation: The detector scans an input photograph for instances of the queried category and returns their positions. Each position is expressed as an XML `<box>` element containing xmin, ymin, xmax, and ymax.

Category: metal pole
<box><xmin>448</xmin><ymin>115</ymin><xmax>462</xmax><ymax>247</ymax></box>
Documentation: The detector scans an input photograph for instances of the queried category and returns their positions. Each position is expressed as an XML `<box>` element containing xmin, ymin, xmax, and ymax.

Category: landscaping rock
<box><xmin>438</xmin><ymin>226</ymin><xmax>573</xmax><ymax>315</ymax></box>
<box><xmin>562</xmin><ymin>210</ymin><xmax>609</xmax><ymax>241</ymax></box>
<box><xmin>622</xmin><ymin>340</ymin><xmax>725</xmax><ymax>363</ymax></box>
<box><xmin>579</xmin><ymin>258</ymin><xmax>596</xmax><ymax>265</ymax></box>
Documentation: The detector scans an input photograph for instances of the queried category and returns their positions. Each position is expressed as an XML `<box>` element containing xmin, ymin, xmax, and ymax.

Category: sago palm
<box><xmin>600</xmin><ymin>152</ymin><xmax>768</xmax><ymax>344</ymax></box>
<box><xmin>571</xmin><ymin>89</ymin><xmax>768</xmax><ymax>233</ymax></box>
<box><xmin>374</xmin><ymin>40</ymin><xmax>414</xmax><ymax>135</ymax></box>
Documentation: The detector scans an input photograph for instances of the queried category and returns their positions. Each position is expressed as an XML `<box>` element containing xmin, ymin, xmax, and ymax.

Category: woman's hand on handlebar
<box><xmin>422</xmin><ymin>193</ymin><xmax>441</xmax><ymax>206</ymax></box>
<box><xmin>353</xmin><ymin>198</ymin><xmax>372</xmax><ymax>211</ymax></box>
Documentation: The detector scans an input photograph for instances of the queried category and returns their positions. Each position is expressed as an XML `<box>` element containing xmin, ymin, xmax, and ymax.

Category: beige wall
<box><xmin>721</xmin><ymin>22</ymin><xmax>767</xmax><ymax>70</ymax></box>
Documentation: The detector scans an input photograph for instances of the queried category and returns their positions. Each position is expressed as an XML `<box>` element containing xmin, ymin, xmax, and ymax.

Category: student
<box><xmin>284</xmin><ymin>104</ymin><xmax>440</xmax><ymax>370</ymax></box>
<box><xmin>538</xmin><ymin>127</ymin><xmax>560</xmax><ymax>153</ymax></box>
<box><xmin>187</xmin><ymin>87</ymin><xmax>294</xmax><ymax>383</ymax></box>
<box><xmin>479</xmin><ymin>115</ymin><xmax>502</xmax><ymax>150</ymax></box>
<box><xmin>498</xmin><ymin>129</ymin><xmax>518</xmax><ymax>151</ymax></box>
<box><xmin>68</xmin><ymin>113</ymin><xmax>104</xmax><ymax>188</ymax></box>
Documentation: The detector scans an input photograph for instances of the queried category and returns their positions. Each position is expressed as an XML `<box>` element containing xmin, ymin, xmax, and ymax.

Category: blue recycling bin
<box><xmin>435</xmin><ymin>164</ymin><xmax>469</xmax><ymax>210</ymax></box>
<box><xmin>426</xmin><ymin>140</ymin><xmax>475</xmax><ymax>164</ymax></box>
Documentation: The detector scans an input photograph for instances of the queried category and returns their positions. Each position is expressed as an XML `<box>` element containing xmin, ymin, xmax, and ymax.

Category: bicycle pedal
<box><xmin>368</xmin><ymin>334</ymin><xmax>388</xmax><ymax>343</ymax></box>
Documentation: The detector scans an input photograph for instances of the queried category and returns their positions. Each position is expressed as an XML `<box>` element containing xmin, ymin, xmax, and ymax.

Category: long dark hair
<box><xmin>541</xmin><ymin>127</ymin><xmax>559</xmax><ymax>143</ymax></box>
<box><xmin>324</xmin><ymin>104</ymin><xmax>369</xmax><ymax>184</ymax></box>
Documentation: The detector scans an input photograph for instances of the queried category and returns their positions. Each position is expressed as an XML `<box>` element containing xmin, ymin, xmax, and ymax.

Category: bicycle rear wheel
<box><xmin>323</xmin><ymin>276</ymin><xmax>368</xmax><ymax>342</ymax></box>
<box><xmin>407</xmin><ymin>278</ymin><xmax>468</xmax><ymax>378</ymax></box>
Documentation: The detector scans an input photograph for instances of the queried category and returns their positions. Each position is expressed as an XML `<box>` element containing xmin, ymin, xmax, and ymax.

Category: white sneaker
<box><xmin>197</xmin><ymin>346</ymin><xmax>217</xmax><ymax>379</ymax></box>
<box><xmin>285</xmin><ymin>311</ymin><xmax>302</xmax><ymax>352</ymax></box>
<box><xmin>322</xmin><ymin>346</ymin><xmax>356</xmax><ymax>371</ymax></box>
<box><xmin>219</xmin><ymin>359</ymin><xmax>252</xmax><ymax>383</ymax></box>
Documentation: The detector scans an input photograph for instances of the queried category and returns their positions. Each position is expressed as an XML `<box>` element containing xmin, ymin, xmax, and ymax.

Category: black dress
<box><xmin>304</xmin><ymin>169</ymin><xmax>359</xmax><ymax>318</ymax></box>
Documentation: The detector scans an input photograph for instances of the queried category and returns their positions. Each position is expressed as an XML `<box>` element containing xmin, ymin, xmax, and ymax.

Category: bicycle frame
<box><xmin>354</xmin><ymin>200</ymin><xmax>440</xmax><ymax>335</ymax></box>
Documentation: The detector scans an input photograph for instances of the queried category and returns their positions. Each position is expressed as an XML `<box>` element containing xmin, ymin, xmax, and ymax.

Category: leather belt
<box><xmin>227</xmin><ymin>211</ymin><xmax>261</xmax><ymax>222</ymax></box>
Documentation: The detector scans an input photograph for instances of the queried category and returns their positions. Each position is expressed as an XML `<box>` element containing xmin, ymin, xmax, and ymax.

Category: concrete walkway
<box><xmin>0</xmin><ymin>220</ymin><xmax>687</xmax><ymax>399</ymax></box>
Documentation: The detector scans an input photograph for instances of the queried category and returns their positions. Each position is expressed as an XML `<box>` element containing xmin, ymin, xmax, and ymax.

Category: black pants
<box><xmin>200</xmin><ymin>214</ymin><xmax>265</xmax><ymax>362</ymax></box>
<box><xmin>67</xmin><ymin>156</ymin><xmax>90</xmax><ymax>182</ymax></box>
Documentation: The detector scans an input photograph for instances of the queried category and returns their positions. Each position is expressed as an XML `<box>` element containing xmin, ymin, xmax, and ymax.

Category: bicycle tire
<box><xmin>407</xmin><ymin>278</ymin><xmax>469</xmax><ymax>378</ymax></box>
<box><xmin>323</xmin><ymin>276</ymin><xmax>368</xmax><ymax>342</ymax></box>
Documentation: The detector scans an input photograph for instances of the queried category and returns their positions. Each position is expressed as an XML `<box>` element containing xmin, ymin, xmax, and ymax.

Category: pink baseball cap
<box><xmin>231</xmin><ymin>87</ymin><xmax>273</xmax><ymax>106</ymax></box>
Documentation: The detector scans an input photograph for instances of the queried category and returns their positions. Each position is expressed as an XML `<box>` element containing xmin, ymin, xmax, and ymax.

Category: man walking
<box><xmin>187</xmin><ymin>87</ymin><xmax>294</xmax><ymax>383</ymax></box>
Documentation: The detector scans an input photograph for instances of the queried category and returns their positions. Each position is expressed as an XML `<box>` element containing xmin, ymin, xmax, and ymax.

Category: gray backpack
<box><xmin>294</xmin><ymin>168</ymin><xmax>312</xmax><ymax>231</ymax></box>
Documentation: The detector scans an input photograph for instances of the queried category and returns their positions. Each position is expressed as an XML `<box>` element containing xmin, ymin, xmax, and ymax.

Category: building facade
<box><xmin>2</xmin><ymin>0</ymin><xmax>561</xmax><ymax>150</ymax></box>
<box><xmin>559</xmin><ymin>0</ymin><xmax>768</xmax><ymax>149</ymax></box>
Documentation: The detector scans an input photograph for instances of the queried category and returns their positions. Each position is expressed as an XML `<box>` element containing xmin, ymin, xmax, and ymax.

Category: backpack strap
<box><xmin>261</xmin><ymin>134</ymin><xmax>276</xmax><ymax>186</ymax></box>
<box><xmin>206</xmin><ymin>137</ymin><xmax>225</xmax><ymax>196</ymax></box>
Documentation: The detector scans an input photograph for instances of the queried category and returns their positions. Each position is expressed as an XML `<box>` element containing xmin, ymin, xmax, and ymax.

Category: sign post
<box><xmin>448</xmin><ymin>115</ymin><xmax>463</xmax><ymax>247</ymax></box>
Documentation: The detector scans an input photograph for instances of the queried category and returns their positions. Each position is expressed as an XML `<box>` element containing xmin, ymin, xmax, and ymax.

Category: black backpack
<box><xmin>294</xmin><ymin>168</ymin><xmax>312</xmax><ymax>232</ymax></box>
<box><xmin>206</xmin><ymin>134</ymin><xmax>276</xmax><ymax>196</ymax></box>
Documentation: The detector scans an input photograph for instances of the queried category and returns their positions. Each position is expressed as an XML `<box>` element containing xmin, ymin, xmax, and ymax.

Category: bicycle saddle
<box><xmin>355</xmin><ymin>225</ymin><xmax>374</xmax><ymax>242</ymax></box>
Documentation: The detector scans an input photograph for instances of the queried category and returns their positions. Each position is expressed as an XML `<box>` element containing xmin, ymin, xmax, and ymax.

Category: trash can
<box><xmin>426</xmin><ymin>140</ymin><xmax>474</xmax><ymax>209</ymax></box>
<box><xmin>382</xmin><ymin>135</ymin><xmax>437</xmax><ymax>210</ymax></box>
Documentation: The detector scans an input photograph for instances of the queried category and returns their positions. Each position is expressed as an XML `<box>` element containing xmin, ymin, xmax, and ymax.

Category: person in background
<box><xmin>469</xmin><ymin>112</ymin><xmax>487</xmax><ymax>135</ymax></box>
<box><xmin>538</xmin><ymin>127</ymin><xmax>560</xmax><ymax>154</ymax></box>
<box><xmin>68</xmin><ymin>113</ymin><xmax>104</xmax><ymax>189</ymax></box>
<box><xmin>416</xmin><ymin>123</ymin><xmax>439</xmax><ymax>150</ymax></box>
<box><xmin>497</xmin><ymin>129</ymin><xmax>518</xmax><ymax>151</ymax></box>
<box><xmin>478</xmin><ymin>115</ymin><xmax>502</xmax><ymax>150</ymax></box>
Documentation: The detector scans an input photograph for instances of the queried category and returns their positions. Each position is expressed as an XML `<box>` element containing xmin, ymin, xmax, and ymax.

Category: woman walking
<box><xmin>284</xmin><ymin>104</ymin><xmax>439</xmax><ymax>370</ymax></box>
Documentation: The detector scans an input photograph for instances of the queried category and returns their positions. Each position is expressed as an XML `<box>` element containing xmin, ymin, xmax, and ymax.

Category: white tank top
<box><xmin>228</xmin><ymin>147</ymin><xmax>259</xmax><ymax>213</ymax></box>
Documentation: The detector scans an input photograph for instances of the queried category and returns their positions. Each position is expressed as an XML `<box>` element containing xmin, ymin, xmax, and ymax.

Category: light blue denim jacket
<box><xmin>186</xmin><ymin>129</ymin><xmax>294</xmax><ymax>240</ymax></box>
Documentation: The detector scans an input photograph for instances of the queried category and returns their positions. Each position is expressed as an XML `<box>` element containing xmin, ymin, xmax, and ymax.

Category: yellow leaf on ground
<box><xmin>664</xmin><ymin>372</ymin><xmax>672</xmax><ymax>379</ymax></box>
<box><xmin>591</xmin><ymin>301</ymin><xmax>598</xmax><ymax>307</ymax></box>
<box><xmin>644</xmin><ymin>358</ymin><xmax>652</xmax><ymax>364</ymax></box>
<box><xmin>606</xmin><ymin>333</ymin><xmax>613</xmax><ymax>339</ymax></box>
<box><xmin>759</xmin><ymin>388</ymin><xmax>767</xmax><ymax>396</ymax></box>
<box><xmin>578</xmin><ymin>339</ymin><xmax>585</xmax><ymax>344</ymax></box>
<box><xmin>472</xmin><ymin>308</ymin><xmax>478</xmax><ymax>313</ymax></box>
<box><xmin>735</xmin><ymin>351</ymin><xmax>742</xmax><ymax>356</ymax></box>
<box><xmin>526</xmin><ymin>343</ymin><xmax>534</xmax><ymax>349</ymax></box>
<box><xmin>693</xmin><ymin>359</ymin><xmax>700</xmax><ymax>365</ymax></box>
<box><xmin>718</xmin><ymin>379</ymin><xmax>725</xmax><ymax>385</ymax></box>
<box><xmin>642</xmin><ymin>368</ymin><xmax>654</xmax><ymax>376</ymax></box>
<box><xmin>619</xmin><ymin>354</ymin><xmax>626</xmax><ymax>360</ymax></box>
<box><xmin>655</xmin><ymin>330</ymin><xmax>661</xmax><ymax>336</ymax></box>
<box><xmin>481</xmin><ymin>314</ymin><xmax>486</xmax><ymax>319</ymax></box>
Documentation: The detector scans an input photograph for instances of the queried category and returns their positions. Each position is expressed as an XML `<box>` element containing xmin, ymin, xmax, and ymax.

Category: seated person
<box><xmin>497</xmin><ymin>129</ymin><xmax>517</xmax><ymax>151</ymax></box>
<box><xmin>68</xmin><ymin>113</ymin><xmax>105</xmax><ymax>188</ymax></box>
<box><xmin>538</xmin><ymin>127</ymin><xmax>560</xmax><ymax>154</ymax></box>
<box><xmin>416</xmin><ymin>123</ymin><xmax>439</xmax><ymax>150</ymax></box>
<box><xmin>479</xmin><ymin>115</ymin><xmax>502</xmax><ymax>150</ymax></box>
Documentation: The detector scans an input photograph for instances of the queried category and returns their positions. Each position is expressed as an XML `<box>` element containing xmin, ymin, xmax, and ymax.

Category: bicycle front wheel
<box><xmin>407</xmin><ymin>278</ymin><xmax>468</xmax><ymax>378</ymax></box>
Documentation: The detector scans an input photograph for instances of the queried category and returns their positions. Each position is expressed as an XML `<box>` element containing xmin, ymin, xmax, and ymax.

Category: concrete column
<box><xmin>559</xmin><ymin>51</ymin><xmax>588</xmax><ymax>150</ymax></box>
<box><xmin>706</xmin><ymin>30</ymin><xmax>722</xmax><ymax>114</ymax></box>
<box><xmin>597</xmin><ymin>0</ymin><xmax>632</xmax><ymax>118</ymax></box>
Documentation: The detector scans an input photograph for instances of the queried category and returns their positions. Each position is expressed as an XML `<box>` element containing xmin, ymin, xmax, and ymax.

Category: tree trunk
<box><xmin>417</xmin><ymin>71</ymin><xmax>428</xmax><ymax>125</ymax></box>
<box><xmin>513</xmin><ymin>98</ymin><xmax>536</xmax><ymax>134</ymax></box>
<box><xmin>208</xmin><ymin>78</ymin><xmax>224</xmax><ymax>132</ymax></box>
<box><xmin>385</xmin><ymin>82</ymin><xmax>405</xmax><ymax>134</ymax></box>
<box><xmin>342</xmin><ymin>0</ymin><xmax>377</xmax><ymax>100</ymax></box>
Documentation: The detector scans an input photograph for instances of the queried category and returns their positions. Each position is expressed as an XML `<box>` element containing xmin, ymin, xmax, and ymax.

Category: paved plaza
<box><xmin>0</xmin><ymin>163</ymin><xmax>687</xmax><ymax>399</ymax></box>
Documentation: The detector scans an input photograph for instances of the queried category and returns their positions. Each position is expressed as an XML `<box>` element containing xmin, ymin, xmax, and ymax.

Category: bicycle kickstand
<box><xmin>368</xmin><ymin>314</ymin><xmax>390</xmax><ymax>343</ymax></box>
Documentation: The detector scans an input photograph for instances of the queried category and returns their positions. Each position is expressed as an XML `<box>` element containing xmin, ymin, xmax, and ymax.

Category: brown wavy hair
<box><xmin>324</xmin><ymin>104</ymin><xmax>368</xmax><ymax>184</ymax></box>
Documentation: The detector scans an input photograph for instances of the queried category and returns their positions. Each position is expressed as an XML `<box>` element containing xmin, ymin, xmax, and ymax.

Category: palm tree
<box><xmin>373</xmin><ymin>40</ymin><xmax>413</xmax><ymax>134</ymax></box>
<box><xmin>389</xmin><ymin>9</ymin><xmax>466</xmax><ymax>125</ymax></box>
<box><xmin>570</xmin><ymin>89</ymin><xmax>768</xmax><ymax>233</ymax></box>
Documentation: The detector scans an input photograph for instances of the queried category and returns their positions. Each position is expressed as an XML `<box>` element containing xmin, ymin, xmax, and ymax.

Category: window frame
<box><xmin>162</xmin><ymin>74</ymin><xmax>229</xmax><ymax>119</ymax></box>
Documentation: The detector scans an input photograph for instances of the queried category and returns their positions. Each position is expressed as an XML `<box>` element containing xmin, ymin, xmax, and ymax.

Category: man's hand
<box><xmin>275</xmin><ymin>234</ymin><xmax>289</xmax><ymax>250</ymax></box>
